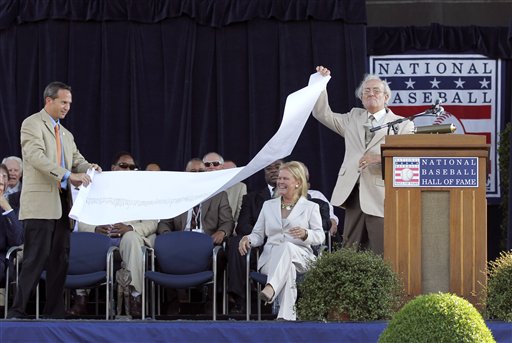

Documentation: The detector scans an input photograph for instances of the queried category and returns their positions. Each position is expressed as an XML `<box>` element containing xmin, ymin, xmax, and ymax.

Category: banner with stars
<box><xmin>369</xmin><ymin>54</ymin><xmax>502</xmax><ymax>199</ymax></box>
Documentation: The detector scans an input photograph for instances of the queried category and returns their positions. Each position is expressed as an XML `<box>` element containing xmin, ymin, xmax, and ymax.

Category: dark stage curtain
<box><xmin>367</xmin><ymin>23</ymin><xmax>512</xmax><ymax>252</ymax></box>
<box><xmin>0</xmin><ymin>0</ymin><xmax>367</xmax><ymax>195</ymax></box>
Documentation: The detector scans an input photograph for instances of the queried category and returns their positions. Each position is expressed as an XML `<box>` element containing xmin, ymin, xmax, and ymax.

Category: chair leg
<box><xmin>36</xmin><ymin>283</ymin><xmax>39</xmax><ymax>320</ymax></box>
<box><xmin>257</xmin><ymin>283</ymin><xmax>262</xmax><ymax>321</ymax></box>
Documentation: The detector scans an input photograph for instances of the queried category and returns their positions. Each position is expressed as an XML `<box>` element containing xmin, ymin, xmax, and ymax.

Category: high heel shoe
<box><xmin>260</xmin><ymin>284</ymin><xmax>275</xmax><ymax>304</ymax></box>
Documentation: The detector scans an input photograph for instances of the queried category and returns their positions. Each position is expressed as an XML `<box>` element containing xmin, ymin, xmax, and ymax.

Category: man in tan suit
<box><xmin>312</xmin><ymin>67</ymin><xmax>414</xmax><ymax>255</ymax></box>
<box><xmin>8</xmin><ymin>81</ymin><xmax>101</xmax><ymax>319</ymax></box>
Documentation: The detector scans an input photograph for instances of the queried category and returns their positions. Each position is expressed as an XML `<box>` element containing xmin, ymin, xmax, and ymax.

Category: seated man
<box><xmin>69</xmin><ymin>152</ymin><xmax>157</xmax><ymax>317</ymax></box>
<box><xmin>157</xmin><ymin>158</ymin><xmax>234</xmax><ymax>313</ymax></box>
<box><xmin>1</xmin><ymin>156</ymin><xmax>23</xmax><ymax>197</ymax></box>
<box><xmin>203</xmin><ymin>152</ymin><xmax>246</xmax><ymax>224</ymax></box>
<box><xmin>0</xmin><ymin>161</ymin><xmax>21</xmax><ymax>213</ymax></box>
<box><xmin>0</xmin><ymin>172</ymin><xmax>24</xmax><ymax>313</ymax></box>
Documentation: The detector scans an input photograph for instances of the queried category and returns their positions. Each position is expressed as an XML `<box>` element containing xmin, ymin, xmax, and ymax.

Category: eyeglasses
<box><xmin>117</xmin><ymin>162</ymin><xmax>138</xmax><ymax>170</ymax></box>
<box><xmin>203</xmin><ymin>161</ymin><xmax>223</xmax><ymax>167</ymax></box>
<box><xmin>363</xmin><ymin>88</ymin><xmax>384</xmax><ymax>96</ymax></box>
<box><xmin>189</xmin><ymin>169</ymin><xmax>206</xmax><ymax>172</ymax></box>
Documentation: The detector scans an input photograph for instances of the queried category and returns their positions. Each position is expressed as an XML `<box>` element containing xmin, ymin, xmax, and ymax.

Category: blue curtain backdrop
<box><xmin>0</xmin><ymin>0</ymin><xmax>366</xmax><ymax>199</ymax></box>
<box><xmin>367</xmin><ymin>23</ymin><xmax>512</xmax><ymax>253</ymax></box>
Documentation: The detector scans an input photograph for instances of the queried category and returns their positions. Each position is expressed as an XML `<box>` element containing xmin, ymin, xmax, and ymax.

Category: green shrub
<box><xmin>486</xmin><ymin>250</ymin><xmax>512</xmax><ymax>321</ymax></box>
<box><xmin>296</xmin><ymin>247</ymin><xmax>403</xmax><ymax>321</ymax></box>
<box><xmin>379</xmin><ymin>293</ymin><xmax>495</xmax><ymax>343</ymax></box>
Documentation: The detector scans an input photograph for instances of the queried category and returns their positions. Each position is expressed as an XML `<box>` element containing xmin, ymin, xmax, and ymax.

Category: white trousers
<box><xmin>259</xmin><ymin>242</ymin><xmax>313</xmax><ymax>320</ymax></box>
<box><xmin>119</xmin><ymin>231</ymin><xmax>147</xmax><ymax>294</ymax></box>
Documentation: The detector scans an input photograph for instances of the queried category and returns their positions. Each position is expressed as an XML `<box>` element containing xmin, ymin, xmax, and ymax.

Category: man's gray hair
<box><xmin>355</xmin><ymin>74</ymin><xmax>392</xmax><ymax>103</ymax></box>
<box><xmin>202</xmin><ymin>152</ymin><xmax>224</xmax><ymax>163</ymax></box>
<box><xmin>1</xmin><ymin>156</ymin><xmax>22</xmax><ymax>175</ymax></box>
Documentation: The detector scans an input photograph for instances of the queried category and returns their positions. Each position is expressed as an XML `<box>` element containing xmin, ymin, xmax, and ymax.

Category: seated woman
<box><xmin>0</xmin><ymin>167</ymin><xmax>24</xmax><ymax>312</ymax></box>
<box><xmin>238</xmin><ymin>161</ymin><xmax>324</xmax><ymax>320</ymax></box>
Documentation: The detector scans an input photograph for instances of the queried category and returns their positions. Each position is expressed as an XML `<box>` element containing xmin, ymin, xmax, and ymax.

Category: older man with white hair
<box><xmin>2</xmin><ymin>156</ymin><xmax>23</xmax><ymax>197</ymax></box>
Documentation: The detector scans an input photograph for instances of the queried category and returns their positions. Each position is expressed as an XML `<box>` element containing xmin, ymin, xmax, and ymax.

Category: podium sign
<box><xmin>381</xmin><ymin>134</ymin><xmax>489</xmax><ymax>308</ymax></box>
<box><xmin>393</xmin><ymin>157</ymin><xmax>478</xmax><ymax>188</ymax></box>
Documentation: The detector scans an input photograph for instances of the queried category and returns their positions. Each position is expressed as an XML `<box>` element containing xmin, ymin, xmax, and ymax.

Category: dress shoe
<box><xmin>260</xmin><ymin>284</ymin><xmax>275</xmax><ymax>304</ymax></box>
<box><xmin>228</xmin><ymin>294</ymin><xmax>245</xmax><ymax>315</ymax></box>
<box><xmin>67</xmin><ymin>295</ymin><xmax>88</xmax><ymax>316</ymax></box>
<box><xmin>6</xmin><ymin>309</ymin><xmax>29</xmax><ymax>319</ymax></box>
<box><xmin>130</xmin><ymin>295</ymin><xmax>142</xmax><ymax>318</ymax></box>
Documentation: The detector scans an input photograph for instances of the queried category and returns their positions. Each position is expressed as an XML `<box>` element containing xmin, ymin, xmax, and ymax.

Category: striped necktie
<box><xmin>365</xmin><ymin>115</ymin><xmax>375</xmax><ymax>146</ymax></box>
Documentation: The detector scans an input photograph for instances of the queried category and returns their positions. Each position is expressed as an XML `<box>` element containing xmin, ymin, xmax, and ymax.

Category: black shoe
<box><xmin>67</xmin><ymin>295</ymin><xmax>89</xmax><ymax>316</ymax></box>
<box><xmin>130</xmin><ymin>295</ymin><xmax>142</xmax><ymax>318</ymax></box>
<box><xmin>228</xmin><ymin>294</ymin><xmax>245</xmax><ymax>314</ymax></box>
<box><xmin>6</xmin><ymin>309</ymin><xmax>29</xmax><ymax>319</ymax></box>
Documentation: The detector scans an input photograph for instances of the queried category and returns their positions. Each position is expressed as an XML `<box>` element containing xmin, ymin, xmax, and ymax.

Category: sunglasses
<box><xmin>117</xmin><ymin>162</ymin><xmax>138</xmax><ymax>170</ymax></box>
<box><xmin>204</xmin><ymin>161</ymin><xmax>223</xmax><ymax>167</ymax></box>
<box><xmin>189</xmin><ymin>169</ymin><xmax>206</xmax><ymax>172</ymax></box>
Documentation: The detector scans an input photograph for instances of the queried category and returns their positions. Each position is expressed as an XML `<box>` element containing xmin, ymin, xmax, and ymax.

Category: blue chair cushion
<box><xmin>41</xmin><ymin>270</ymin><xmax>107</xmax><ymax>289</ymax></box>
<box><xmin>146</xmin><ymin>270</ymin><xmax>214</xmax><ymax>289</ymax></box>
<box><xmin>250</xmin><ymin>271</ymin><xmax>267</xmax><ymax>286</ymax></box>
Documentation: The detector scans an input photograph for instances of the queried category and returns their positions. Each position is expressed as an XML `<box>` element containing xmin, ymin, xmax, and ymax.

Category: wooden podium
<box><xmin>381</xmin><ymin>134</ymin><xmax>489</xmax><ymax>307</ymax></box>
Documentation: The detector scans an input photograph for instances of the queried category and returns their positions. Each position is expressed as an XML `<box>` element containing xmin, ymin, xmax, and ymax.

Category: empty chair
<box><xmin>37</xmin><ymin>232</ymin><xmax>118</xmax><ymax>319</ymax></box>
<box><xmin>142</xmin><ymin>231</ymin><xmax>221</xmax><ymax>320</ymax></box>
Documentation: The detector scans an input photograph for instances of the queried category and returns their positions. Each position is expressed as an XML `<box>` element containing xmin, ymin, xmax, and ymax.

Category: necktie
<box><xmin>55</xmin><ymin>124</ymin><xmax>62</xmax><ymax>190</ymax></box>
<box><xmin>190</xmin><ymin>205</ymin><xmax>200</xmax><ymax>230</ymax></box>
<box><xmin>364</xmin><ymin>115</ymin><xmax>375</xmax><ymax>146</ymax></box>
<box><xmin>55</xmin><ymin>124</ymin><xmax>62</xmax><ymax>167</ymax></box>
<box><xmin>271</xmin><ymin>187</ymin><xmax>278</xmax><ymax>198</ymax></box>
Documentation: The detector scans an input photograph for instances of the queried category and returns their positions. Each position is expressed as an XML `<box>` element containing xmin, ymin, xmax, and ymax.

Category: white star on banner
<box><xmin>405</xmin><ymin>78</ymin><xmax>415</xmax><ymax>89</ymax></box>
<box><xmin>454</xmin><ymin>78</ymin><xmax>465</xmax><ymax>88</ymax></box>
<box><xmin>430</xmin><ymin>77</ymin><xmax>440</xmax><ymax>89</ymax></box>
<box><xmin>479</xmin><ymin>78</ymin><xmax>490</xmax><ymax>89</ymax></box>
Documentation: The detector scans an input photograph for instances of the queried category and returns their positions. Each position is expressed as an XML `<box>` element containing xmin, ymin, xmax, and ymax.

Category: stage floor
<box><xmin>0</xmin><ymin>319</ymin><xmax>511</xmax><ymax>343</ymax></box>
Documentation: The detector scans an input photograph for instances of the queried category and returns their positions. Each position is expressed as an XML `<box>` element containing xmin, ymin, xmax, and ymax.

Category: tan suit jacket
<box><xmin>157</xmin><ymin>191</ymin><xmax>234</xmax><ymax>237</ymax></box>
<box><xmin>224</xmin><ymin>182</ymin><xmax>247</xmax><ymax>223</ymax></box>
<box><xmin>313</xmin><ymin>90</ymin><xmax>414</xmax><ymax>217</ymax></box>
<box><xmin>19</xmin><ymin>109</ymin><xmax>90</xmax><ymax>220</ymax></box>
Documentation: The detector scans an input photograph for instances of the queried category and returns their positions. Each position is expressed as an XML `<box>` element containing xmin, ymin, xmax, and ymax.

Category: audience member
<box><xmin>203</xmin><ymin>152</ymin><xmax>247</xmax><ymax>223</ymax></box>
<box><xmin>8</xmin><ymin>81</ymin><xmax>101</xmax><ymax>319</ymax></box>
<box><xmin>158</xmin><ymin>158</ymin><xmax>233</xmax><ymax>243</ymax></box>
<box><xmin>0</xmin><ymin>174</ymin><xmax>24</xmax><ymax>313</ymax></box>
<box><xmin>0</xmin><ymin>164</ymin><xmax>20</xmax><ymax>214</ymax></box>
<box><xmin>239</xmin><ymin>161</ymin><xmax>324</xmax><ymax>321</ymax></box>
<box><xmin>227</xmin><ymin>159</ymin><xmax>282</xmax><ymax>313</ymax></box>
<box><xmin>312</xmin><ymin>67</ymin><xmax>414</xmax><ymax>254</ymax></box>
<box><xmin>223</xmin><ymin>160</ymin><xmax>237</xmax><ymax>169</ymax></box>
<box><xmin>145</xmin><ymin>163</ymin><xmax>161</xmax><ymax>171</ymax></box>
<box><xmin>70</xmin><ymin>152</ymin><xmax>157</xmax><ymax>317</ymax></box>
<box><xmin>1</xmin><ymin>156</ymin><xmax>22</xmax><ymax>197</ymax></box>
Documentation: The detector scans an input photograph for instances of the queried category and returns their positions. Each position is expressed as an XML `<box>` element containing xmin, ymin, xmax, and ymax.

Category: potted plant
<box><xmin>296</xmin><ymin>247</ymin><xmax>404</xmax><ymax>321</ymax></box>
<box><xmin>486</xmin><ymin>250</ymin><xmax>512</xmax><ymax>322</ymax></box>
<box><xmin>379</xmin><ymin>293</ymin><xmax>495</xmax><ymax>343</ymax></box>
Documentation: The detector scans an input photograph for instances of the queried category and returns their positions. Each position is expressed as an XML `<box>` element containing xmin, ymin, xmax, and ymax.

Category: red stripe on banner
<box><xmin>388</xmin><ymin>105</ymin><xmax>491</xmax><ymax>119</ymax></box>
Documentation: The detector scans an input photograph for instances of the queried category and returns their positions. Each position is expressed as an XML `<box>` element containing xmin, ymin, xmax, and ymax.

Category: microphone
<box><xmin>414</xmin><ymin>123</ymin><xmax>456</xmax><ymax>134</ymax></box>
<box><xmin>430</xmin><ymin>99</ymin><xmax>445</xmax><ymax>116</ymax></box>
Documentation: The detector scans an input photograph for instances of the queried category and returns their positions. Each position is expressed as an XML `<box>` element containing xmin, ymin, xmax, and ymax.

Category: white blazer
<box><xmin>247</xmin><ymin>196</ymin><xmax>325</xmax><ymax>270</ymax></box>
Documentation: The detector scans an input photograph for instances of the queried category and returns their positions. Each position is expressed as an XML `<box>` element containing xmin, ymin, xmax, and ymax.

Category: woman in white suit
<box><xmin>239</xmin><ymin>161</ymin><xmax>325</xmax><ymax>320</ymax></box>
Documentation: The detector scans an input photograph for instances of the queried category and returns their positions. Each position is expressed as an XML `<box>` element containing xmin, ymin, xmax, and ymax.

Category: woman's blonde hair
<box><xmin>279</xmin><ymin>161</ymin><xmax>309</xmax><ymax>198</ymax></box>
